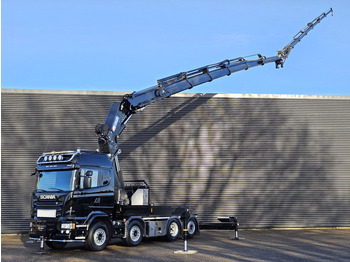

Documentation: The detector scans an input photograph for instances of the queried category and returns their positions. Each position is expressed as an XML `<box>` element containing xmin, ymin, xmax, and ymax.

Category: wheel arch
<box><xmin>86</xmin><ymin>211</ymin><xmax>113</xmax><ymax>238</ymax></box>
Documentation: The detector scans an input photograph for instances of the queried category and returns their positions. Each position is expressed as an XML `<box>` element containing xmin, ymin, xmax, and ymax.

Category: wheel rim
<box><xmin>187</xmin><ymin>220</ymin><xmax>196</xmax><ymax>235</ymax></box>
<box><xmin>93</xmin><ymin>228</ymin><xmax>107</xmax><ymax>246</ymax></box>
<box><xmin>169</xmin><ymin>221</ymin><xmax>179</xmax><ymax>237</ymax></box>
<box><xmin>130</xmin><ymin>225</ymin><xmax>141</xmax><ymax>242</ymax></box>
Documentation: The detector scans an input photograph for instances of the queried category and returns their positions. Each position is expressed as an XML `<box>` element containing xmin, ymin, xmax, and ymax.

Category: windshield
<box><xmin>36</xmin><ymin>170</ymin><xmax>75</xmax><ymax>191</ymax></box>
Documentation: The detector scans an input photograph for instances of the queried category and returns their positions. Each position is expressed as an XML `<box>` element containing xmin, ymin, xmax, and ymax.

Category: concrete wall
<box><xmin>2</xmin><ymin>89</ymin><xmax>350</xmax><ymax>233</ymax></box>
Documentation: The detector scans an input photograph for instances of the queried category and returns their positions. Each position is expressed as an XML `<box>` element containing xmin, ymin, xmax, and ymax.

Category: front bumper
<box><xmin>30</xmin><ymin>219</ymin><xmax>57</xmax><ymax>238</ymax></box>
<box><xmin>30</xmin><ymin>219</ymin><xmax>87</xmax><ymax>242</ymax></box>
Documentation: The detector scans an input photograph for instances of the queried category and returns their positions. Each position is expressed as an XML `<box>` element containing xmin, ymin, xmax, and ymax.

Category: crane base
<box><xmin>174</xmin><ymin>250</ymin><xmax>198</xmax><ymax>254</ymax></box>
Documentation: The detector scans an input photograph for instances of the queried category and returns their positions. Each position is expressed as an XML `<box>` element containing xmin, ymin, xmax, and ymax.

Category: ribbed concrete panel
<box><xmin>2</xmin><ymin>89</ymin><xmax>350</xmax><ymax>233</ymax></box>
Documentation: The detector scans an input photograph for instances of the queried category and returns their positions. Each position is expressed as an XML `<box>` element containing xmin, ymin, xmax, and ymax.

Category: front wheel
<box><xmin>85</xmin><ymin>221</ymin><xmax>110</xmax><ymax>251</ymax></box>
<box><xmin>124</xmin><ymin>220</ymin><xmax>143</xmax><ymax>246</ymax></box>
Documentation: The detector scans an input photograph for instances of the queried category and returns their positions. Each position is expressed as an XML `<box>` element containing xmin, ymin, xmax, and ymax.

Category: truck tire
<box><xmin>85</xmin><ymin>221</ymin><xmax>109</xmax><ymax>251</ymax></box>
<box><xmin>165</xmin><ymin>218</ymin><xmax>181</xmax><ymax>241</ymax></box>
<box><xmin>124</xmin><ymin>220</ymin><xmax>143</xmax><ymax>246</ymax></box>
<box><xmin>187</xmin><ymin>217</ymin><xmax>197</xmax><ymax>239</ymax></box>
<box><xmin>45</xmin><ymin>241</ymin><xmax>67</xmax><ymax>249</ymax></box>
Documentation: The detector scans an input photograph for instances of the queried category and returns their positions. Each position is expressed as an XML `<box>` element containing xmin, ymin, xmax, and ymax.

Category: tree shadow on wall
<box><xmin>2</xmin><ymin>91</ymin><xmax>345</xmax><ymax>232</ymax></box>
<box><xmin>118</xmin><ymin>95</ymin><xmax>343</xmax><ymax>227</ymax></box>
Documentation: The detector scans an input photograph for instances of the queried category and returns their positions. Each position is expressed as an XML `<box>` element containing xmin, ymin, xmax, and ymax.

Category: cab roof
<box><xmin>36</xmin><ymin>149</ymin><xmax>112</xmax><ymax>168</ymax></box>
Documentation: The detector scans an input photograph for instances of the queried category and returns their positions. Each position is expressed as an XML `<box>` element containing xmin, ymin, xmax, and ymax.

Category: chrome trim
<box><xmin>30</xmin><ymin>237</ymin><xmax>85</xmax><ymax>243</ymax></box>
<box><xmin>142</xmin><ymin>216</ymin><xmax>173</xmax><ymax>221</ymax></box>
<box><xmin>76</xmin><ymin>225</ymin><xmax>87</xmax><ymax>228</ymax></box>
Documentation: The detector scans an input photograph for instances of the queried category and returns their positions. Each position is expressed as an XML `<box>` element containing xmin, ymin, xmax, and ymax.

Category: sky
<box><xmin>2</xmin><ymin>0</ymin><xmax>350</xmax><ymax>96</ymax></box>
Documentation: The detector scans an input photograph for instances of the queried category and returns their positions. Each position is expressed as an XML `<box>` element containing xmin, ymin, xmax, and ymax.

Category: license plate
<box><xmin>37</xmin><ymin>209</ymin><xmax>56</xmax><ymax>218</ymax></box>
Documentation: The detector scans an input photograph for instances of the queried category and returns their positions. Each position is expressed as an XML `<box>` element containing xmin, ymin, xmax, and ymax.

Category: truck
<box><xmin>29</xmin><ymin>8</ymin><xmax>332</xmax><ymax>251</ymax></box>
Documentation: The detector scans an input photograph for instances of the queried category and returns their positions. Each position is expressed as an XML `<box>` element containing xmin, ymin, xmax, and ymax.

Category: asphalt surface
<box><xmin>1</xmin><ymin>229</ymin><xmax>350</xmax><ymax>262</ymax></box>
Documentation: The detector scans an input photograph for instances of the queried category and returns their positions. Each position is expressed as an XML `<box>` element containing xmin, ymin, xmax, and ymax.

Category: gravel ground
<box><xmin>1</xmin><ymin>229</ymin><xmax>350</xmax><ymax>262</ymax></box>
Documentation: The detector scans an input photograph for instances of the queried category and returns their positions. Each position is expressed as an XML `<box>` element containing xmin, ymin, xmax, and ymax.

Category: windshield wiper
<box><xmin>48</xmin><ymin>188</ymin><xmax>64</xmax><ymax>192</ymax></box>
<box><xmin>36</xmin><ymin>189</ymin><xmax>47</xmax><ymax>192</ymax></box>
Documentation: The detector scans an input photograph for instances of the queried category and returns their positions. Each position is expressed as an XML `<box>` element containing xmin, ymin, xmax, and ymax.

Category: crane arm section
<box><xmin>95</xmin><ymin>8</ymin><xmax>332</xmax><ymax>156</ymax></box>
<box><xmin>276</xmin><ymin>8</ymin><xmax>333</xmax><ymax>67</ymax></box>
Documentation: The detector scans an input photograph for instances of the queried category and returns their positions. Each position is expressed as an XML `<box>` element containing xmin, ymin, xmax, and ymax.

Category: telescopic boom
<box><xmin>95</xmin><ymin>8</ymin><xmax>333</xmax><ymax>156</ymax></box>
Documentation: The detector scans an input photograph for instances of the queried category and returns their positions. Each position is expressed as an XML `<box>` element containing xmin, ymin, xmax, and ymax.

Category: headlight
<box><xmin>58</xmin><ymin>195</ymin><xmax>66</xmax><ymax>201</ymax></box>
<box><xmin>61</xmin><ymin>222</ymin><xmax>76</xmax><ymax>230</ymax></box>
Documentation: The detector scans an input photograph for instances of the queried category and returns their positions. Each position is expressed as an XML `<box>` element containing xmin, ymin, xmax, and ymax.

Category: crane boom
<box><xmin>123</xmin><ymin>54</ymin><xmax>279</xmax><ymax>112</ymax></box>
<box><xmin>95</xmin><ymin>8</ymin><xmax>332</xmax><ymax>156</ymax></box>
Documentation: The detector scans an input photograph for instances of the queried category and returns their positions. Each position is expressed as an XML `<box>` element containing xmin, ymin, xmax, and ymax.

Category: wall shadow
<box><xmin>118</xmin><ymin>95</ymin><xmax>346</xmax><ymax>227</ymax></box>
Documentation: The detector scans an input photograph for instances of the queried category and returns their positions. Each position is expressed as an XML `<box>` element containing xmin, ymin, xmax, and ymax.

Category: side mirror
<box><xmin>84</xmin><ymin>171</ymin><xmax>93</xmax><ymax>189</ymax></box>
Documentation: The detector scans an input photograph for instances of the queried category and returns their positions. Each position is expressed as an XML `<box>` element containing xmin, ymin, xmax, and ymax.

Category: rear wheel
<box><xmin>187</xmin><ymin>218</ymin><xmax>197</xmax><ymax>239</ymax></box>
<box><xmin>124</xmin><ymin>220</ymin><xmax>143</xmax><ymax>246</ymax></box>
<box><xmin>165</xmin><ymin>218</ymin><xmax>181</xmax><ymax>241</ymax></box>
<box><xmin>45</xmin><ymin>241</ymin><xmax>67</xmax><ymax>249</ymax></box>
<box><xmin>85</xmin><ymin>221</ymin><xmax>109</xmax><ymax>251</ymax></box>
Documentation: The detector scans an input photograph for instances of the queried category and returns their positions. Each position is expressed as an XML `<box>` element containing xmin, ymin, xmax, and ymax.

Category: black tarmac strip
<box><xmin>1</xmin><ymin>229</ymin><xmax>350</xmax><ymax>262</ymax></box>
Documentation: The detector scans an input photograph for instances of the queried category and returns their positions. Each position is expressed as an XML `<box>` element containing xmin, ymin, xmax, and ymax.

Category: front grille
<box><xmin>33</xmin><ymin>200</ymin><xmax>64</xmax><ymax>218</ymax></box>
